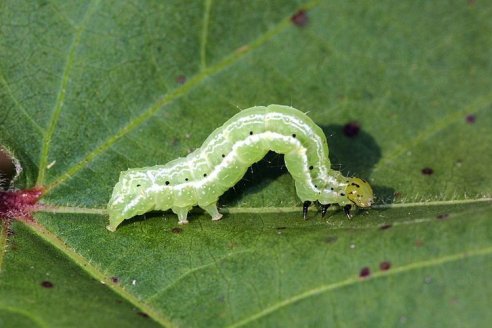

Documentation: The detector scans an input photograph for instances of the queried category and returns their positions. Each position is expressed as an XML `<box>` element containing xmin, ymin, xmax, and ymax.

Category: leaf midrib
<box><xmin>36</xmin><ymin>197</ymin><xmax>492</xmax><ymax>216</ymax></box>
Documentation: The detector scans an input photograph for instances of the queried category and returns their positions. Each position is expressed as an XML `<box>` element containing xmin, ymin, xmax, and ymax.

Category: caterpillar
<box><xmin>107</xmin><ymin>105</ymin><xmax>374</xmax><ymax>231</ymax></box>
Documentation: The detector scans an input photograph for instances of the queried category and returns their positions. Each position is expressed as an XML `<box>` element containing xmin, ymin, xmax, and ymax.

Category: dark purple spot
<box><xmin>421</xmin><ymin>167</ymin><xmax>434</xmax><ymax>175</ymax></box>
<box><xmin>393</xmin><ymin>191</ymin><xmax>401</xmax><ymax>199</ymax></box>
<box><xmin>324</xmin><ymin>236</ymin><xmax>338</xmax><ymax>244</ymax></box>
<box><xmin>171</xmin><ymin>227</ymin><xmax>183</xmax><ymax>234</ymax></box>
<box><xmin>436</xmin><ymin>213</ymin><xmax>449</xmax><ymax>220</ymax></box>
<box><xmin>359</xmin><ymin>267</ymin><xmax>371</xmax><ymax>278</ymax></box>
<box><xmin>276</xmin><ymin>226</ymin><xmax>287</xmax><ymax>230</ymax></box>
<box><xmin>41</xmin><ymin>281</ymin><xmax>54</xmax><ymax>288</ymax></box>
<box><xmin>291</xmin><ymin>9</ymin><xmax>308</xmax><ymax>27</ymax></box>
<box><xmin>466</xmin><ymin>114</ymin><xmax>476</xmax><ymax>124</ymax></box>
<box><xmin>343</xmin><ymin>122</ymin><xmax>360</xmax><ymax>138</ymax></box>
<box><xmin>415</xmin><ymin>239</ymin><xmax>424</xmax><ymax>247</ymax></box>
<box><xmin>111</xmin><ymin>276</ymin><xmax>119</xmax><ymax>283</ymax></box>
<box><xmin>137</xmin><ymin>312</ymin><xmax>149</xmax><ymax>318</ymax></box>
<box><xmin>176</xmin><ymin>75</ymin><xmax>186</xmax><ymax>84</ymax></box>
<box><xmin>468</xmin><ymin>0</ymin><xmax>476</xmax><ymax>6</ymax></box>
<box><xmin>379</xmin><ymin>261</ymin><xmax>391</xmax><ymax>271</ymax></box>
<box><xmin>379</xmin><ymin>224</ymin><xmax>392</xmax><ymax>230</ymax></box>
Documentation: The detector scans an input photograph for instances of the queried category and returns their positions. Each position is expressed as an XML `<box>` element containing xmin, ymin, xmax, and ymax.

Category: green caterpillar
<box><xmin>107</xmin><ymin>105</ymin><xmax>374</xmax><ymax>231</ymax></box>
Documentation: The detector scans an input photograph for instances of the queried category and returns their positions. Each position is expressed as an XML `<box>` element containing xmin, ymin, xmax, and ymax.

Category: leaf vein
<box><xmin>36</xmin><ymin>0</ymin><xmax>102</xmax><ymax>186</ymax></box>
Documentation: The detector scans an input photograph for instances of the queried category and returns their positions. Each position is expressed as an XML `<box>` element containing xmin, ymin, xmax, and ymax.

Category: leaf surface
<box><xmin>1</xmin><ymin>0</ymin><xmax>491</xmax><ymax>327</ymax></box>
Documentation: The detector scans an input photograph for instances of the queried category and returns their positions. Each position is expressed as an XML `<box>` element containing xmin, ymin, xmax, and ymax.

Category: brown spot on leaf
<box><xmin>324</xmin><ymin>236</ymin><xmax>338</xmax><ymax>244</ymax></box>
<box><xmin>466</xmin><ymin>114</ymin><xmax>476</xmax><ymax>124</ymax></box>
<box><xmin>137</xmin><ymin>312</ymin><xmax>149</xmax><ymax>318</ymax></box>
<box><xmin>421</xmin><ymin>167</ymin><xmax>434</xmax><ymax>175</ymax></box>
<box><xmin>436</xmin><ymin>213</ymin><xmax>449</xmax><ymax>220</ymax></box>
<box><xmin>171</xmin><ymin>227</ymin><xmax>183</xmax><ymax>234</ymax></box>
<box><xmin>176</xmin><ymin>75</ymin><xmax>186</xmax><ymax>84</ymax></box>
<box><xmin>379</xmin><ymin>224</ymin><xmax>392</xmax><ymax>230</ymax></box>
<box><xmin>291</xmin><ymin>9</ymin><xmax>308</xmax><ymax>27</ymax></box>
<box><xmin>379</xmin><ymin>261</ymin><xmax>391</xmax><ymax>271</ymax></box>
<box><xmin>41</xmin><ymin>281</ymin><xmax>54</xmax><ymax>288</ymax></box>
<box><xmin>343</xmin><ymin>122</ymin><xmax>360</xmax><ymax>138</ymax></box>
<box><xmin>359</xmin><ymin>267</ymin><xmax>371</xmax><ymax>278</ymax></box>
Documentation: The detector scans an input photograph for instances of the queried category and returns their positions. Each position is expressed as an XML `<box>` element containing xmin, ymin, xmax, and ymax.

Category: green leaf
<box><xmin>1</xmin><ymin>0</ymin><xmax>492</xmax><ymax>327</ymax></box>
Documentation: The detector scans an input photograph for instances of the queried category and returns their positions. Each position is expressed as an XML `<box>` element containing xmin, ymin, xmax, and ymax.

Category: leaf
<box><xmin>1</xmin><ymin>0</ymin><xmax>492</xmax><ymax>327</ymax></box>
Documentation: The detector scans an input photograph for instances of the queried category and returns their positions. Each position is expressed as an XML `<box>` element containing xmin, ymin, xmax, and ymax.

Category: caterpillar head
<box><xmin>345</xmin><ymin>177</ymin><xmax>374</xmax><ymax>208</ymax></box>
<box><xmin>106</xmin><ymin>171</ymin><xmax>155</xmax><ymax>232</ymax></box>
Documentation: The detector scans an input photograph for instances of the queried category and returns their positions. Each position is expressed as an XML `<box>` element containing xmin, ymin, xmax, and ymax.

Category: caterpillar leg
<box><xmin>303</xmin><ymin>201</ymin><xmax>311</xmax><ymax>220</ymax></box>
<box><xmin>172</xmin><ymin>207</ymin><xmax>192</xmax><ymax>224</ymax></box>
<box><xmin>343</xmin><ymin>204</ymin><xmax>352</xmax><ymax>219</ymax></box>
<box><xmin>201</xmin><ymin>203</ymin><xmax>223</xmax><ymax>221</ymax></box>
<box><xmin>321</xmin><ymin>204</ymin><xmax>331</xmax><ymax>218</ymax></box>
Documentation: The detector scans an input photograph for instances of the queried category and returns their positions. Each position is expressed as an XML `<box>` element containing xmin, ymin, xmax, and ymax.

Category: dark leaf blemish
<box><xmin>324</xmin><ymin>236</ymin><xmax>338</xmax><ymax>244</ymax></box>
<box><xmin>379</xmin><ymin>224</ymin><xmax>392</xmax><ymax>230</ymax></box>
<box><xmin>176</xmin><ymin>75</ymin><xmax>186</xmax><ymax>84</ymax></box>
<box><xmin>359</xmin><ymin>267</ymin><xmax>371</xmax><ymax>278</ymax></box>
<box><xmin>421</xmin><ymin>167</ymin><xmax>434</xmax><ymax>175</ymax></box>
<box><xmin>436</xmin><ymin>213</ymin><xmax>449</xmax><ymax>220</ymax></box>
<box><xmin>137</xmin><ymin>312</ymin><xmax>149</xmax><ymax>318</ymax></box>
<box><xmin>41</xmin><ymin>281</ymin><xmax>54</xmax><ymax>288</ymax></box>
<box><xmin>171</xmin><ymin>227</ymin><xmax>183</xmax><ymax>234</ymax></box>
<box><xmin>379</xmin><ymin>261</ymin><xmax>391</xmax><ymax>271</ymax></box>
<box><xmin>291</xmin><ymin>9</ymin><xmax>308</xmax><ymax>27</ymax></box>
<box><xmin>466</xmin><ymin>114</ymin><xmax>476</xmax><ymax>124</ymax></box>
<box><xmin>111</xmin><ymin>276</ymin><xmax>119</xmax><ymax>283</ymax></box>
<box><xmin>343</xmin><ymin>122</ymin><xmax>360</xmax><ymax>137</ymax></box>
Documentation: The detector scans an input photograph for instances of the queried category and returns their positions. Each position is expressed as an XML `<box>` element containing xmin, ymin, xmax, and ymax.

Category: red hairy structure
<box><xmin>0</xmin><ymin>187</ymin><xmax>43</xmax><ymax>223</ymax></box>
